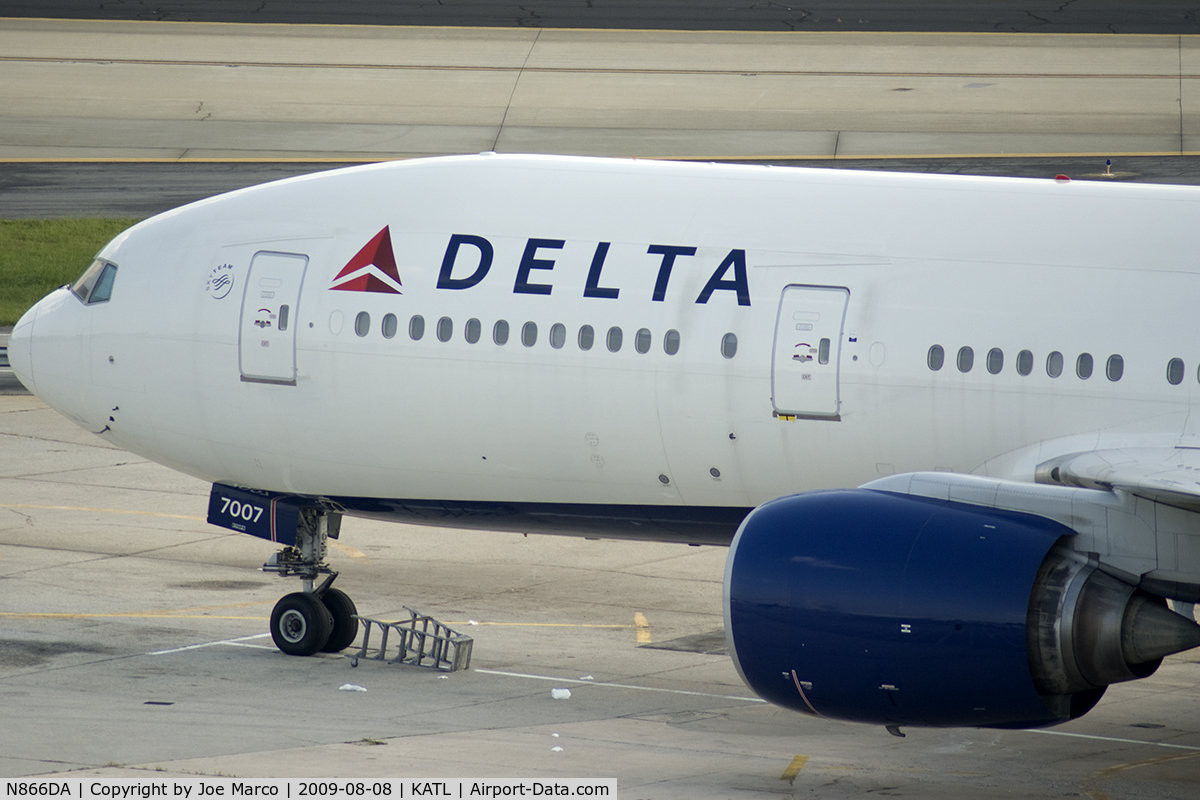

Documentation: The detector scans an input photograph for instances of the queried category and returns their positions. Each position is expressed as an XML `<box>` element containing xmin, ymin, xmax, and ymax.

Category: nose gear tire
<box><xmin>320</xmin><ymin>587</ymin><xmax>360</xmax><ymax>653</ymax></box>
<box><xmin>271</xmin><ymin>591</ymin><xmax>334</xmax><ymax>655</ymax></box>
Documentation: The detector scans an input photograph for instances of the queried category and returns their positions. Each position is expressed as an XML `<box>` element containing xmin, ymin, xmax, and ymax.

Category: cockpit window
<box><xmin>71</xmin><ymin>259</ymin><xmax>117</xmax><ymax>305</ymax></box>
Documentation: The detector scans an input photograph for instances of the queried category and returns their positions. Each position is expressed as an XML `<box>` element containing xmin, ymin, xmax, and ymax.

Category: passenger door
<box><xmin>771</xmin><ymin>285</ymin><xmax>849</xmax><ymax>419</ymax></box>
<box><xmin>239</xmin><ymin>251</ymin><xmax>309</xmax><ymax>385</ymax></box>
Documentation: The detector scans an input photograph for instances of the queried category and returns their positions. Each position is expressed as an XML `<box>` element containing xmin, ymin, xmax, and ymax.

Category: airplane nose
<box><xmin>8</xmin><ymin>301</ymin><xmax>37</xmax><ymax>395</ymax></box>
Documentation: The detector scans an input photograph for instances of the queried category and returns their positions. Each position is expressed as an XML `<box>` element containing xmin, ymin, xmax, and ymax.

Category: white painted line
<box><xmin>1027</xmin><ymin>728</ymin><xmax>1200</xmax><ymax>751</ymax></box>
<box><xmin>477</xmin><ymin>672</ymin><xmax>1200</xmax><ymax>746</ymax></box>
<box><xmin>475</xmin><ymin>668</ymin><xmax>767</xmax><ymax>703</ymax></box>
<box><xmin>147</xmin><ymin>633</ymin><xmax>272</xmax><ymax>655</ymax></box>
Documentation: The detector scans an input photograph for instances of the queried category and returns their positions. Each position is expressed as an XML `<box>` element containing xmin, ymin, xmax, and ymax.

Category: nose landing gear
<box><xmin>264</xmin><ymin>507</ymin><xmax>359</xmax><ymax>656</ymax></box>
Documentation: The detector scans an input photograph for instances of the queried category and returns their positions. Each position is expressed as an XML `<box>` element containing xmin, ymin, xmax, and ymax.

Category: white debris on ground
<box><xmin>338</xmin><ymin>683</ymin><xmax>368</xmax><ymax>692</ymax></box>
<box><xmin>551</xmin><ymin>747</ymin><xmax>563</xmax><ymax>752</ymax></box>
<box><xmin>579</xmin><ymin>675</ymin><xmax>594</xmax><ymax>681</ymax></box>
<box><xmin>551</xmin><ymin>688</ymin><xmax>571</xmax><ymax>700</ymax></box>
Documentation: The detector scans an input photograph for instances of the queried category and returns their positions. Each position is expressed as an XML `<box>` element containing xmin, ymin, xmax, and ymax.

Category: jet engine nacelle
<box><xmin>723</xmin><ymin>489</ymin><xmax>1200</xmax><ymax>729</ymax></box>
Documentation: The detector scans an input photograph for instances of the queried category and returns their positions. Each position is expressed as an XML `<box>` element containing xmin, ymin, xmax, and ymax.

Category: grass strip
<box><xmin>0</xmin><ymin>219</ymin><xmax>141</xmax><ymax>326</ymax></box>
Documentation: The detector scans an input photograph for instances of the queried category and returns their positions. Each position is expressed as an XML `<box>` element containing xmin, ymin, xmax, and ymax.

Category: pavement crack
<box><xmin>0</xmin><ymin>429</ymin><xmax>124</xmax><ymax>452</ymax></box>
<box><xmin>515</xmin><ymin>6</ymin><xmax>544</xmax><ymax>27</ymax></box>
<box><xmin>1180</xmin><ymin>36</ymin><xmax>1186</xmax><ymax>156</ymax></box>
<box><xmin>1</xmin><ymin>507</ymin><xmax>34</xmax><ymax>526</ymax></box>
<box><xmin>492</xmin><ymin>28</ymin><xmax>541</xmax><ymax>150</ymax></box>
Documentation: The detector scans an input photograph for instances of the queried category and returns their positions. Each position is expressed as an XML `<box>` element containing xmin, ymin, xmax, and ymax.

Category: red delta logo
<box><xmin>329</xmin><ymin>226</ymin><xmax>403</xmax><ymax>294</ymax></box>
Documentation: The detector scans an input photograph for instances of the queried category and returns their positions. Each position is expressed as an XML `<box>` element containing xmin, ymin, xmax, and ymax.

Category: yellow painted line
<box><xmin>2</xmin><ymin>17</ymin><xmax>1198</xmax><ymax>38</ymax></box>
<box><xmin>781</xmin><ymin>755</ymin><xmax>809</xmax><ymax>783</ymax></box>
<box><xmin>5</xmin><ymin>151</ymin><xmax>1200</xmax><ymax>166</ymax></box>
<box><xmin>668</xmin><ymin>151</ymin><xmax>1200</xmax><ymax>162</ymax></box>
<box><xmin>329</xmin><ymin>540</ymin><xmax>367</xmax><ymax>559</ymax></box>
<box><xmin>6</xmin><ymin>608</ymin><xmax>634</xmax><ymax>628</ymax></box>
<box><xmin>0</xmin><ymin>157</ymin><xmax>398</xmax><ymax>163</ymax></box>
<box><xmin>634</xmin><ymin>611</ymin><xmax>652</xmax><ymax>643</ymax></box>
<box><xmin>0</xmin><ymin>503</ymin><xmax>366</xmax><ymax>559</ymax></box>
<box><xmin>159</xmin><ymin>600</ymin><xmax>270</xmax><ymax>613</ymax></box>
<box><xmin>5</xmin><ymin>54</ymin><xmax>1191</xmax><ymax>81</ymax></box>
<box><xmin>0</xmin><ymin>611</ymin><xmax>267</xmax><ymax>620</ymax></box>
<box><xmin>1</xmin><ymin>600</ymin><xmax>273</xmax><ymax>620</ymax></box>
<box><xmin>0</xmin><ymin>502</ymin><xmax>203</xmax><ymax>521</ymax></box>
<box><xmin>1082</xmin><ymin>750</ymin><xmax>1200</xmax><ymax>800</ymax></box>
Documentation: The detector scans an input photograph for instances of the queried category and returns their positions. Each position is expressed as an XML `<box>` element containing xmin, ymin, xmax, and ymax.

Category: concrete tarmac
<box><xmin>2</xmin><ymin>395</ymin><xmax>1200</xmax><ymax>795</ymax></box>
<box><xmin>0</xmin><ymin>18</ymin><xmax>1196</xmax><ymax>161</ymax></box>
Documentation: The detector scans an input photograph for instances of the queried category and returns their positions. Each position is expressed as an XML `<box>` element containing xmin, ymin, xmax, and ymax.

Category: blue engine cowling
<box><xmin>724</xmin><ymin>489</ymin><xmax>1089</xmax><ymax>729</ymax></box>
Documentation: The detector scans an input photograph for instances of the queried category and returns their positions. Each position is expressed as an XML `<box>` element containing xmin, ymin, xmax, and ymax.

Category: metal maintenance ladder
<box><xmin>351</xmin><ymin>608</ymin><xmax>473</xmax><ymax>672</ymax></box>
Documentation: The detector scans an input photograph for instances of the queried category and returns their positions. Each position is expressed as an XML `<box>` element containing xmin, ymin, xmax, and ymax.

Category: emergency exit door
<box><xmin>771</xmin><ymin>285</ymin><xmax>849</xmax><ymax>419</ymax></box>
<box><xmin>239</xmin><ymin>251</ymin><xmax>309</xmax><ymax>385</ymax></box>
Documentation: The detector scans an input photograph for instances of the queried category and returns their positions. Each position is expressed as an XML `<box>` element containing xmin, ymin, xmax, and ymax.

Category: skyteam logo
<box><xmin>330</xmin><ymin>226</ymin><xmax>403</xmax><ymax>294</ymax></box>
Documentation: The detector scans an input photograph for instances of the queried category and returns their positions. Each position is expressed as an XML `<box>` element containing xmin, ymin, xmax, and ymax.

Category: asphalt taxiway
<box><xmin>2</xmin><ymin>396</ymin><xmax>1200</xmax><ymax>797</ymax></box>
<box><xmin>5</xmin><ymin>0</ymin><xmax>1200</xmax><ymax>34</ymax></box>
<box><xmin>4</xmin><ymin>156</ymin><xmax>1200</xmax><ymax>221</ymax></box>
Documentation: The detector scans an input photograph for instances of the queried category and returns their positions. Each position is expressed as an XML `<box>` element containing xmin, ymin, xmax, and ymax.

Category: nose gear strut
<box><xmin>262</xmin><ymin>507</ymin><xmax>360</xmax><ymax>656</ymax></box>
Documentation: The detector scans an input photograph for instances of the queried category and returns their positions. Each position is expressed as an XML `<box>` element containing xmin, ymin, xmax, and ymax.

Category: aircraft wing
<box><xmin>1038</xmin><ymin>447</ymin><xmax>1200</xmax><ymax>512</ymax></box>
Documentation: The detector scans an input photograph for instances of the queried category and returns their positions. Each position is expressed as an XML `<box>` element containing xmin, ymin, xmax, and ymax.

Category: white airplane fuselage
<box><xmin>12</xmin><ymin>156</ymin><xmax>1198</xmax><ymax>521</ymax></box>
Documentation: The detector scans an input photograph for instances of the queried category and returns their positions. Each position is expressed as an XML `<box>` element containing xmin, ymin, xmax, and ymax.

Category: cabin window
<box><xmin>409</xmin><ymin>315</ymin><xmax>425</xmax><ymax>340</ymax></box>
<box><xmin>664</xmin><ymin>329</ymin><xmax>680</xmax><ymax>355</ymax></box>
<box><xmin>522</xmin><ymin>321</ymin><xmax>538</xmax><ymax>347</ymax></box>
<box><xmin>1105</xmin><ymin>354</ymin><xmax>1123</xmax><ymax>382</ymax></box>
<box><xmin>722</xmin><ymin>333</ymin><xmax>738</xmax><ymax>359</ymax></box>
<box><xmin>354</xmin><ymin>311</ymin><xmax>370</xmax><ymax>337</ymax></box>
<box><xmin>1046</xmin><ymin>351</ymin><xmax>1063</xmax><ymax>378</ymax></box>
<box><xmin>437</xmin><ymin>316</ymin><xmax>453</xmax><ymax>342</ymax></box>
<box><xmin>1076</xmin><ymin>352</ymin><xmax>1093</xmax><ymax>379</ymax></box>
<box><xmin>578</xmin><ymin>325</ymin><xmax>594</xmax><ymax>350</ymax></box>
<box><xmin>818</xmin><ymin>338</ymin><xmax>831</xmax><ymax>365</ymax></box>
<box><xmin>382</xmin><ymin>313</ymin><xmax>397</xmax><ymax>339</ymax></box>
<box><xmin>465</xmin><ymin>318</ymin><xmax>481</xmax><ymax>344</ymax></box>
<box><xmin>493</xmin><ymin>319</ymin><xmax>510</xmax><ymax>345</ymax></box>
<box><xmin>927</xmin><ymin>344</ymin><xmax>944</xmax><ymax>371</ymax></box>
<box><xmin>278</xmin><ymin>305</ymin><xmax>290</xmax><ymax>332</ymax></box>
<box><xmin>1016</xmin><ymin>350</ymin><xmax>1033</xmax><ymax>376</ymax></box>
<box><xmin>607</xmin><ymin>326</ymin><xmax>623</xmax><ymax>352</ymax></box>
<box><xmin>1168</xmin><ymin>358</ymin><xmax>1185</xmax><ymax>385</ymax></box>
<box><xmin>986</xmin><ymin>348</ymin><xmax>1003</xmax><ymax>374</ymax></box>
<box><xmin>635</xmin><ymin>328</ymin><xmax>652</xmax><ymax>354</ymax></box>
<box><xmin>957</xmin><ymin>346</ymin><xmax>974</xmax><ymax>373</ymax></box>
<box><xmin>550</xmin><ymin>323</ymin><xmax>566</xmax><ymax>349</ymax></box>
